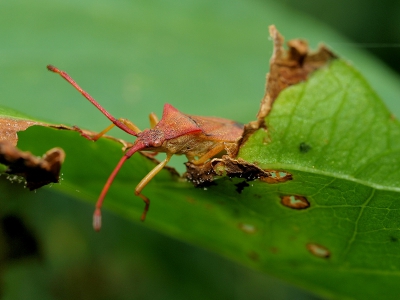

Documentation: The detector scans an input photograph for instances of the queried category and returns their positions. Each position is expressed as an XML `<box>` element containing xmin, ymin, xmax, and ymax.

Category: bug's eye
<box><xmin>153</xmin><ymin>140</ymin><xmax>162</xmax><ymax>147</ymax></box>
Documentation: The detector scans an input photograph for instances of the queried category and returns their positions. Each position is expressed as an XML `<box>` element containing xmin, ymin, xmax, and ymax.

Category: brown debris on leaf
<box><xmin>244</xmin><ymin>25</ymin><xmax>336</xmax><ymax>137</ymax></box>
<box><xmin>185</xmin><ymin>155</ymin><xmax>292</xmax><ymax>187</ymax></box>
<box><xmin>0</xmin><ymin>141</ymin><xmax>65</xmax><ymax>190</ymax></box>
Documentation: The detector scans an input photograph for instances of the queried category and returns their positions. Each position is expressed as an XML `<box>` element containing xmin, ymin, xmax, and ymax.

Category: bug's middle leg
<box><xmin>135</xmin><ymin>153</ymin><xmax>173</xmax><ymax>221</ymax></box>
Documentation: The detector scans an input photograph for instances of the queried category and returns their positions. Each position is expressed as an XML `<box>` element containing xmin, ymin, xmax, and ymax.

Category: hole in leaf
<box><xmin>306</xmin><ymin>243</ymin><xmax>330</xmax><ymax>259</ymax></box>
<box><xmin>281</xmin><ymin>195</ymin><xmax>310</xmax><ymax>209</ymax></box>
<box><xmin>238</xmin><ymin>223</ymin><xmax>257</xmax><ymax>234</ymax></box>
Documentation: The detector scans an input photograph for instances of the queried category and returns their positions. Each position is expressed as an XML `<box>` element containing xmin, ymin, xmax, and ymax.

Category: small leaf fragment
<box><xmin>0</xmin><ymin>141</ymin><xmax>65</xmax><ymax>190</ymax></box>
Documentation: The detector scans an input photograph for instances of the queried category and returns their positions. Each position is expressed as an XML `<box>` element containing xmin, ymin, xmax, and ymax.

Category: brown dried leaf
<box><xmin>0</xmin><ymin>141</ymin><xmax>65</xmax><ymax>190</ymax></box>
<box><xmin>244</xmin><ymin>25</ymin><xmax>336</xmax><ymax>135</ymax></box>
<box><xmin>185</xmin><ymin>26</ymin><xmax>334</xmax><ymax>186</ymax></box>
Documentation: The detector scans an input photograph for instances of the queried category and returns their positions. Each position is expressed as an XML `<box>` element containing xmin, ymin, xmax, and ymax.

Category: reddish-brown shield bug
<box><xmin>47</xmin><ymin>65</ymin><xmax>244</xmax><ymax>231</ymax></box>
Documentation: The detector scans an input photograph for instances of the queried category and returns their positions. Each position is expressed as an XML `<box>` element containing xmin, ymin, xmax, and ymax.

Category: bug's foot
<box><xmin>136</xmin><ymin>193</ymin><xmax>150</xmax><ymax>221</ymax></box>
<box><xmin>93</xmin><ymin>208</ymin><xmax>102</xmax><ymax>231</ymax></box>
<box><xmin>140</xmin><ymin>209</ymin><xmax>148</xmax><ymax>222</ymax></box>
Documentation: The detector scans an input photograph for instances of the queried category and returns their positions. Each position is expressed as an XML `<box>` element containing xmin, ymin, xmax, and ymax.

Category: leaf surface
<box><xmin>238</xmin><ymin>59</ymin><xmax>400</xmax><ymax>299</ymax></box>
<box><xmin>2</xmin><ymin>58</ymin><xmax>400</xmax><ymax>299</ymax></box>
<box><xmin>2</xmin><ymin>0</ymin><xmax>400</xmax><ymax>298</ymax></box>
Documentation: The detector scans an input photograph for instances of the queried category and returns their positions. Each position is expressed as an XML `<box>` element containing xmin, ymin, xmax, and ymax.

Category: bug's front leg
<box><xmin>74</xmin><ymin>118</ymin><xmax>142</xmax><ymax>141</ymax></box>
<box><xmin>134</xmin><ymin>153</ymin><xmax>173</xmax><ymax>221</ymax></box>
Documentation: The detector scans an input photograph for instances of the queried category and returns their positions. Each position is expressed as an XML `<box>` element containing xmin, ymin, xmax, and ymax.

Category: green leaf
<box><xmin>2</xmin><ymin>0</ymin><xmax>400</xmax><ymax>299</ymax></box>
<box><xmin>2</xmin><ymin>58</ymin><xmax>400</xmax><ymax>300</ymax></box>
<box><xmin>239</xmin><ymin>59</ymin><xmax>400</xmax><ymax>299</ymax></box>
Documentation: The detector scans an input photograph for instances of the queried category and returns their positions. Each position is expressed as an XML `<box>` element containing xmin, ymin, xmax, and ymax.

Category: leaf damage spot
<box><xmin>306</xmin><ymin>243</ymin><xmax>330</xmax><ymax>259</ymax></box>
<box><xmin>281</xmin><ymin>195</ymin><xmax>310</xmax><ymax>209</ymax></box>
<box><xmin>238</xmin><ymin>223</ymin><xmax>257</xmax><ymax>234</ymax></box>
<box><xmin>0</xmin><ymin>141</ymin><xmax>65</xmax><ymax>190</ymax></box>
<box><xmin>185</xmin><ymin>155</ymin><xmax>292</xmax><ymax>187</ymax></box>
<box><xmin>261</xmin><ymin>170</ymin><xmax>292</xmax><ymax>183</ymax></box>
<box><xmin>299</xmin><ymin>142</ymin><xmax>312</xmax><ymax>153</ymax></box>
<box><xmin>247</xmin><ymin>251</ymin><xmax>260</xmax><ymax>262</ymax></box>
<box><xmin>270</xmin><ymin>247</ymin><xmax>279</xmax><ymax>254</ymax></box>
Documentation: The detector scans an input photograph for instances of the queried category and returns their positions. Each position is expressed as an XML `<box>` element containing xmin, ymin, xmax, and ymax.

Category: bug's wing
<box><xmin>188</xmin><ymin>115</ymin><xmax>244</xmax><ymax>142</ymax></box>
<box><xmin>155</xmin><ymin>104</ymin><xmax>202</xmax><ymax>139</ymax></box>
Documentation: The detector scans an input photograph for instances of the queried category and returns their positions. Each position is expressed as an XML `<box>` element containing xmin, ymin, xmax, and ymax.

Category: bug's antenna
<box><xmin>47</xmin><ymin>65</ymin><xmax>138</xmax><ymax>136</ymax></box>
<box><xmin>93</xmin><ymin>155</ymin><xmax>128</xmax><ymax>231</ymax></box>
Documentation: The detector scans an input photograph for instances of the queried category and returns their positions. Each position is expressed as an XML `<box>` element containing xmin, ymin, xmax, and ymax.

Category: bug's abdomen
<box><xmin>165</xmin><ymin>133</ymin><xmax>220</xmax><ymax>157</ymax></box>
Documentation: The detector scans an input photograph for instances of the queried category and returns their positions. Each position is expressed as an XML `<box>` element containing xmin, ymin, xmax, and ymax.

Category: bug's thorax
<box><xmin>135</xmin><ymin>127</ymin><xmax>213</xmax><ymax>156</ymax></box>
<box><xmin>137</xmin><ymin>128</ymin><xmax>165</xmax><ymax>149</ymax></box>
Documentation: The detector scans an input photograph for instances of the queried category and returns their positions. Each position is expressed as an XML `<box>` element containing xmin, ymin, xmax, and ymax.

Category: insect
<box><xmin>47</xmin><ymin>65</ymin><xmax>244</xmax><ymax>231</ymax></box>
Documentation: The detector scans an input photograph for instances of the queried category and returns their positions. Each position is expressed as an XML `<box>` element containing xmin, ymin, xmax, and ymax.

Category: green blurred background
<box><xmin>1</xmin><ymin>0</ymin><xmax>399</xmax><ymax>299</ymax></box>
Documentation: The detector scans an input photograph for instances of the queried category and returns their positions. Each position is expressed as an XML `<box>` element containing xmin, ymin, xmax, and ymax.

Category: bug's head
<box><xmin>137</xmin><ymin>128</ymin><xmax>165</xmax><ymax>149</ymax></box>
